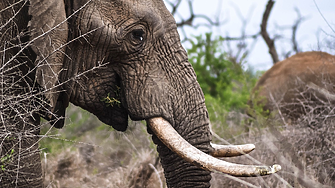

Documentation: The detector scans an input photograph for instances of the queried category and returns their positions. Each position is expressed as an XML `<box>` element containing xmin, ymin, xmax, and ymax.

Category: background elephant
<box><xmin>249</xmin><ymin>51</ymin><xmax>335</xmax><ymax>121</ymax></box>
<box><xmin>1</xmin><ymin>0</ymin><xmax>279</xmax><ymax>187</ymax></box>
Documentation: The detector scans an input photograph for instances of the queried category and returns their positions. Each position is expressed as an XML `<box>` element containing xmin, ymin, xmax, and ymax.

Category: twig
<box><xmin>149</xmin><ymin>163</ymin><xmax>163</xmax><ymax>188</ymax></box>
<box><xmin>313</xmin><ymin>0</ymin><xmax>335</xmax><ymax>34</ymax></box>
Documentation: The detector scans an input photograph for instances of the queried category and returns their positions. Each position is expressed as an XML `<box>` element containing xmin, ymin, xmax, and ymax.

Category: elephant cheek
<box><xmin>69</xmin><ymin>73</ymin><xmax>129</xmax><ymax>131</ymax></box>
<box><xmin>86</xmin><ymin>87</ymin><xmax>129</xmax><ymax>131</ymax></box>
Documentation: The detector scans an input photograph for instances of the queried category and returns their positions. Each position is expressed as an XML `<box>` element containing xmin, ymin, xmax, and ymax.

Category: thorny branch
<box><xmin>0</xmin><ymin>1</ymin><xmax>109</xmax><ymax>185</ymax></box>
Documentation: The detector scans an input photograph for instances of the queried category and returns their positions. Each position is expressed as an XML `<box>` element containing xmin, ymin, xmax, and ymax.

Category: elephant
<box><xmin>0</xmin><ymin>0</ymin><xmax>280</xmax><ymax>187</ymax></box>
<box><xmin>249</xmin><ymin>51</ymin><xmax>335</xmax><ymax>121</ymax></box>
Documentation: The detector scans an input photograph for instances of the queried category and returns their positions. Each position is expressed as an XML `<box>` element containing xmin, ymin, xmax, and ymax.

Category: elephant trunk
<box><xmin>148</xmin><ymin>115</ymin><xmax>212</xmax><ymax>187</ymax></box>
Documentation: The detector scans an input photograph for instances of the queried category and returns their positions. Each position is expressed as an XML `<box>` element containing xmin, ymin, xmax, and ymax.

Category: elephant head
<box><xmin>2</xmin><ymin>0</ymin><xmax>280</xmax><ymax>187</ymax></box>
<box><xmin>249</xmin><ymin>51</ymin><xmax>335</xmax><ymax>121</ymax></box>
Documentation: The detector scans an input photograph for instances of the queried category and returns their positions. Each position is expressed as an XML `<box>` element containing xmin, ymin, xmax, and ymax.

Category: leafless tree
<box><xmin>165</xmin><ymin>0</ymin><xmax>309</xmax><ymax>65</ymax></box>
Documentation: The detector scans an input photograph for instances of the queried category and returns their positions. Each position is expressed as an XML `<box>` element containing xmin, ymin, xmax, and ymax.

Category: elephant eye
<box><xmin>131</xmin><ymin>29</ymin><xmax>145</xmax><ymax>42</ymax></box>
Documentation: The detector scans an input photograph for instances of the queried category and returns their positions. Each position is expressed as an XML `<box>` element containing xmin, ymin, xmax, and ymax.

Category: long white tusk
<box><xmin>147</xmin><ymin>117</ymin><xmax>281</xmax><ymax>177</ymax></box>
<box><xmin>210</xmin><ymin>143</ymin><xmax>255</xmax><ymax>157</ymax></box>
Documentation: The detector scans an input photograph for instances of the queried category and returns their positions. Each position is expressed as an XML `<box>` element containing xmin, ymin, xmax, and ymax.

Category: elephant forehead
<box><xmin>97</xmin><ymin>0</ymin><xmax>165</xmax><ymax>27</ymax></box>
<box><xmin>79</xmin><ymin>0</ymin><xmax>176</xmax><ymax>46</ymax></box>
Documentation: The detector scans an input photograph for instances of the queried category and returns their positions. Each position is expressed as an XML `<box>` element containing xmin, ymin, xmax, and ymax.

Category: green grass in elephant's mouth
<box><xmin>101</xmin><ymin>88</ymin><xmax>121</xmax><ymax>107</ymax></box>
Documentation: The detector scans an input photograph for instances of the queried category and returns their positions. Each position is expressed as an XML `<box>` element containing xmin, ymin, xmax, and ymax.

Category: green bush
<box><xmin>187</xmin><ymin>33</ymin><xmax>260</xmax><ymax>135</ymax></box>
<box><xmin>187</xmin><ymin>33</ymin><xmax>258</xmax><ymax>111</ymax></box>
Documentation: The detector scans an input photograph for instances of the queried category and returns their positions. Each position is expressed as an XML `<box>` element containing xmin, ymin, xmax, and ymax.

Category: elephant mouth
<box><xmin>147</xmin><ymin>117</ymin><xmax>281</xmax><ymax>177</ymax></box>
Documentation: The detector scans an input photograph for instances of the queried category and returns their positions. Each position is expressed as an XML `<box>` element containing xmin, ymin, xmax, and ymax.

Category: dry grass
<box><xmin>210</xmin><ymin>120</ymin><xmax>335</xmax><ymax>188</ymax></box>
<box><xmin>208</xmin><ymin>90</ymin><xmax>335</xmax><ymax>188</ymax></box>
<box><xmin>43</xmin><ymin>147</ymin><xmax>164</xmax><ymax>188</ymax></box>
<box><xmin>41</xmin><ymin>105</ymin><xmax>165</xmax><ymax>188</ymax></box>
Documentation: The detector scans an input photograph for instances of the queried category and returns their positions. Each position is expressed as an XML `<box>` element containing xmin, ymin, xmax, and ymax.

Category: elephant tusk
<box><xmin>147</xmin><ymin>117</ymin><xmax>281</xmax><ymax>177</ymax></box>
<box><xmin>307</xmin><ymin>82</ymin><xmax>335</xmax><ymax>101</ymax></box>
<box><xmin>210</xmin><ymin>143</ymin><xmax>255</xmax><ymax>157</ymax></box>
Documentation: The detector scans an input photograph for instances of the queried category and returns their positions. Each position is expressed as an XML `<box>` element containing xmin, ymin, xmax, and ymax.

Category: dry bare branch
<box><xmin>261</xmin><ymin>0</ymin><xmax>279</xmax><ymax>64</ymax></box>
<box><xmin>165</xmin><ymin>0</ymin><xmax>224</xmax><ymax>42</ymax></box>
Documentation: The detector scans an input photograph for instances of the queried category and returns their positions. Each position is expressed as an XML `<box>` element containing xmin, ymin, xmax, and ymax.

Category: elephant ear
<box><xmin>28</xmin><ymin>0</ymin><xmax>68</xmax><ymax>128</ymax></box>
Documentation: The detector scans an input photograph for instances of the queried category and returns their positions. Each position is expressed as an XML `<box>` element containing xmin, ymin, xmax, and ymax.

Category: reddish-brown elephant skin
<box><xmin>250</xmin><ymin>51</ymin><xmax>335</xmax><ymax>121</ymax></box>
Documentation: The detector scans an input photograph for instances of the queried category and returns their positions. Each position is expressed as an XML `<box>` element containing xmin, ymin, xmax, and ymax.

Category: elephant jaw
<box><xmin>147</xmin><ymin>117</ymin><xmax>281</xmax><ymax>177</ymax></box>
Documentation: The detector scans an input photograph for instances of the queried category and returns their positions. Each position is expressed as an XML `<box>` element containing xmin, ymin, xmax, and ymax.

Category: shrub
<box><xmin>187</xmin><ymin>33</ymin><xmax>258</xmax><ymax>111</ymax></box>
<box><xmin>187</xmin><ymin>33</ymin><xmax>259</xmax><ymax>138</ymax></box>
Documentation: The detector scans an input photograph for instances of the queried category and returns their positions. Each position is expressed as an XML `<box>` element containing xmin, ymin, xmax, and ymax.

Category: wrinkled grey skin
<box><xmin>1</xmin><ymin>0</ymin><xmax>212</xmax><ymax>187</ymax></box>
